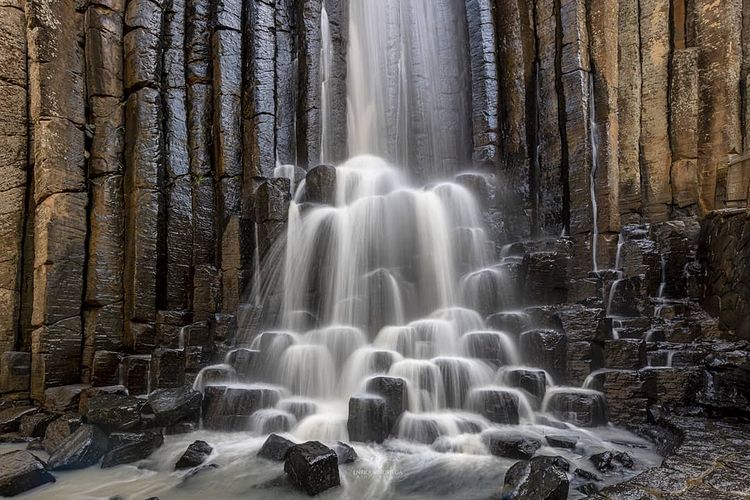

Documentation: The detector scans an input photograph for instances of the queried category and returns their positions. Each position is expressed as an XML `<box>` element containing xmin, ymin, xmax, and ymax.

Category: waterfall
<box><xmin>346</xmin><ymin>0</ymin><xmax>472</xmax><ymax>177</ymax></box>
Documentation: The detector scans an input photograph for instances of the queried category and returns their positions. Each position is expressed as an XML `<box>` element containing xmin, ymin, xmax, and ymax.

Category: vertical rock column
<box><xmin>83</xmin><ymin>0</ymin><xmax>126</xmax><ymax>382</ymax></box>
<box><xmin>27</xmin><ymin>0</ymin><xmax>88</xmax><ymax>400</ymax></box>
<box><xmin>275</xmin><ymin>0</ymin><xmax>297</xmax><ymax>165</ymax></box>
<box><xmin>163</xmin><ymin>0</ymin><xmax>193</xmax><ymax>316</ymax></box>
<box><xmin>494</xmin><ymin>0</ymin><xmax>533</xmax><ymax>238</ymax></box>
<box><xmin>669</xmin><ymin>47</ymin><xmax>699</xmax><ymax>212</ymax></box>
<box><xmin>322</xmin><ymin>0</ymin><xmax>349</xmax><ymax>164</ymax></box>
<box><xmin>186</xmin><ymin>0</ymin><xmax>219</xmax><ymax>323</ymax></box>
<box><xmin>296</xmin><ymin>0</ymin><xmax>321</xmax><ymax>169</ymax></box>
<box><xmin>587</xmin><ymin>0</ymin><xmax>620</xmax><ymax>263</ymax></box>
<box><xmin>639</xmin><ymin>0</ymin><xmax>671</xmax><ymax>222</ymax></box>
<box><xmin>123</xmin><ymin>0</ymin><xmax>165</xmax><ymax>352</ymax></box>
<box><xmin>0</xmin><ymin>0</ymin><xmax>28</xmax><ymax>355</ymax></box>
<box><xmin>617</xmin><ymin>0</ymin><xmax>642</xmax><ymax>223</ymax></box>
<box><xmin>213</xmin><ymin>0</ymin><xmax>245</xmax><ymax>313</ymax></box>
<box><xmin>534</xmin><ymin>0</ymin><xmax>565</xmax><ymax>235</ymax></box>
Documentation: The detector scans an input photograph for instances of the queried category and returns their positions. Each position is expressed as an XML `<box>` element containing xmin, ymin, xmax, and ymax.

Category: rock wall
<box><xmin>700</xmin><ymin>209</ymin><xmax>750</xmax><ymax>339</ymax></box>
<box><xmin>0</xmin><ymin>0</ymin><xmax>749</xmax><ymax>402</ymax></box>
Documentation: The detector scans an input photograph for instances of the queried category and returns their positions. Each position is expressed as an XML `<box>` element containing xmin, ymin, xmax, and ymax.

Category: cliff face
<box><xmin>0</xmin><ymin>0</ymin><xmax>748</xmax><ymax>401</ymax></box>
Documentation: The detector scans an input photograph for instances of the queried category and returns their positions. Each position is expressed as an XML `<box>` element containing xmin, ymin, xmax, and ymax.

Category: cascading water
<box><xmin>319</xmin><ymin>3</ymin><xmax>334</xmax><ymax>164</ymax></box>
<box><xmin>588</xmin><ymin>72</ymin><xmax>600</xmax><ymax>272</ymax></box>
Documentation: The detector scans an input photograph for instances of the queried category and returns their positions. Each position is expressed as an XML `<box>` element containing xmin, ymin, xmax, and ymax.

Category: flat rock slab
<box><xmin>48</xmin><ymin>424</ymin><xmax>110</xmax><ymax>470</ymax></box>
<box><xmin>0</xmin><ymin>406</ymin><xmax>38</xmax><ymax>433</ymax></box>
<box><xmin>0</xmin><ymin>450</ymin><xmax>56</xmax><ymax>497</ymax></box>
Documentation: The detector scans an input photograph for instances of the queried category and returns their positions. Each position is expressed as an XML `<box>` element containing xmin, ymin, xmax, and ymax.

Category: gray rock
<box><xmin>0</xmin><ymin>450</ymin><xmax>55</xmax><ymax>496</ymax></box>
<box><xmin>175</xmin><ymin>440</ymin><xmax>213</xmax><ymax>469</ymax></box>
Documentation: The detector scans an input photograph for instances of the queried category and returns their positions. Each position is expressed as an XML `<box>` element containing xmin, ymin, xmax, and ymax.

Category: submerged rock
<box><xmin>545</xmin><ymin>435</ymin><xmax>578</xmax><ymax>450</ymax></box>
<box><xmin>333</xmin><ymin>442</ymin><xmax>357</xmax><ymax>464</ymax></box>
<box><xmin>482</xmin><ymin>431</ymin><xmax>541</xmax><ymax>460</ymax></box>
<box><xmin>48</xmin><ymin>424</ymin><xmax>110</xmax><ymax>470</ymax></box>
<box><xmin>502</xmin><ymin>455</ymin><xmax>569</xmax><ymax>500</ymax></box>
<box><xmin>101</xmin><ymin>430</ymin><xmax>164</xmax><ymax>468</ymax></box>
<box><xmin>258</xmin><ymin>433</ymin><xmax>295</xmax><ymax>461</ymax></box>
<box><xmin>284</xmin><ymin>441</ymin><xmax>340</xmax><ymax>496</ymax></box>
<box><xmin>0</xmin><ymin>450</ymin><xmax>56</xmax><ymax>496</ymax></box>
<box><xmin>589</xmin><ymin>451</ymin><xmax>635</xmax><ymax>472</ymax></box>
<box><xmin>469</xmin><ymin>388</ymin><xmax>520</xmax><ymax>424</ymax></box>
<box><xmin>175</xmin><ymin>440</ymin><xmax>213</xmax><ymax>469</ymax></box>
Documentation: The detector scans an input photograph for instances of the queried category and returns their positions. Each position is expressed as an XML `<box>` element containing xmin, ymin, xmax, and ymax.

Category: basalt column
<box><xmin>27</xmin><ymin>0</ymin><xmax>88</xmax><ymax>400</ymax></box>
<box><xmin>83</xmin><ymin>0</ymin><xmax>126</xmax><ymax>381</ymax></box>
<box><xmin>123</xmin><ymin>0</ymin><xmax>165</xmax><ymax>353</ymax></box>
<box><xmin>0</xmin><ymin>0</ymin><xmax>28</xmax><ymax>354</ymax></box>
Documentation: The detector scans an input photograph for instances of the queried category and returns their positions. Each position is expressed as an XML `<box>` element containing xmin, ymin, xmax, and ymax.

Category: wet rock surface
<box><xmin>284</xmin><ymin>441</ymin><xmax>340</xmax><ymax>496</ymax></box>
<box><xmin>47</xmin><ymin>424</ymin><xmax>110</xmax><ymax>470</ymax></box>
<box><xmin>258</xmin><ymin>433</ymin><xmax>295</xmax><ymax>461</ymax></box>
<box><xmin>101</xmin><ymin>430</ymin><xmax>164</xmax><ymax>468</ymax></box>
<box><xmin>502</xmin><ymin>455</ymin><xmax>570</xmax><ymax>500</ymax></box>
<box><xmin>175</xmin><ymin>439</ymin><xmax>213</xmax><ymax>469</ymax></box>
<box><xmin>483</xmin><ymin>431</ymin><xmax>542</xmax><ymax>460</ymax></box>
<box><xmin>0</xmin><ymin>450</ymin><xmax>55</xmax><ymax>497</ymax></box>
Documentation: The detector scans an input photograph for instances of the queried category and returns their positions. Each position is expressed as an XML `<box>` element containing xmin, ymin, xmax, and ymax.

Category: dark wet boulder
<box><xmin>574</xmin><ymin>468</ymin><xmax>601</xmax><ymax>481</ymax></box>
<box><xmin>333</xmin><ymin>442</ymin><xmax>357</xmax><ymax>464</ymax></box>
<box><xmin>469</xmin><ymin>388</ymin><xmax>520</xmax><ymax>424</ymax></box>
<box><xmin>482</xmin><ymin>431</ymin><xmax>542</xmax><ymax>460</ymax></box>
<box><xmin>305</xmin><ymin>164</ymin><xmax>337</xmax><ymax>205</ymax></box>
<box><xmin>589</xmin><ymin>451</ymin><xmax>634</xmax><ymax>472</ymax></box>
<box><xmin>365</xmin><ymin>376</ymin><xmax>407</xmax><ymax>433</ymax></box>
<box><xmin>258</xmin><ymin>433</ymin><xmax>295</xmax><ymax>461</ymax></box>
<box><xmin>545</xmin><ymin>435</ymin><xmax>578</xmax><ymax>450</ymax></box>
<box><xmin>101</xmin><ymin>430</ymin><xmax>164</xmax><ymax>468</ymax></box>
<box><xmin>504</xmin><ymin>368</ymin><xmax>547</xmax><ymax>401</ymax></box>
<box><xmin>19</xmin><ymin>413</ymin><xmax>57</xmax><ymax>438</ymax></box>
<box><xmin>0</xmin><ymin>406</ymin><xmax>38</xmax><ymax>433</ymax></box>
<box><xmin>78</xmin><ymin>385</ymin><xmax>129</xmax><ymax>415</ymax></box>
<box><xmin>175</xmin><ymin>440</ymin><xmax>213</xmax><ymax>469</ymax></box>
<box><xmin>502</xmin><ymin>455</ymin><xmax>569</xmax><ymax>500</ymax></box>
<box><xmin>43</xmin><ymin>413</ymin><xmax>82</xmax><ymax>454</ymax></box>
<box><xmin>48</xmin><ymin>424</ymin><xmax>110</xmax><ymax>470</ymax></box>
<box><xmin>347</xmin><ymin>395</ymin><xmax>388</xmax><ymax>443</ymax></box>
<box><xmin>576</xmin><ymin>483</ymin><xmax>599</xmax><ymax>495</ymax></box>
<box><xmin>0</xmin><ymin>450</ymin><xmax>56</xmax><ymax>496</ymax></box>
<box><xmin>284</xmin><ymin>441</ymin><xmax>340</xmax><ymax>496</ymax></box>
<box><xmin>148</xmin><ymin>386</ymin><xmax>202</xmax><ymax>427</ymax></box>
<box><xmin>43</xmin><ymin>384</ymin><xmax>90</xmax><ymax>412</ymax></box>
<box><xmin>544</xmin><ymin>390</ymin><xmax>608</xmax><ymax>427</ymax></box>
<box><xmin>520</xmin><ymin>329</ymin><xmax>567</xmax><ymax>383</ymax></box>
<box><xmin>83</xmin><ymin>394</ymin><xmax>153</xmax><ymax>433</ymax></box>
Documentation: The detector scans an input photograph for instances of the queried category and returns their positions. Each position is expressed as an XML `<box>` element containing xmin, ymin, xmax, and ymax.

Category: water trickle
<box><xmin>320</xmin><ymin>3</ymin><xmax>334</xmax><ymax>164</ymax></box>
<box><xmin>588</xmin><ymin>72</ymin><xmax>600</xmax><ymax>272</ymax></box>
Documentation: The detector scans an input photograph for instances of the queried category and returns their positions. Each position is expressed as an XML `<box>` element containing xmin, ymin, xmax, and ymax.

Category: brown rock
<box><xmin>150</xmin><ymin>348</ymin><xmax>186</xmax><ymax>389</ymax></box>
<box><xmin>43</xmin><ymin>384</ymin><xmax>89</xmax><ymax>412</ymax></box>
<box><xmin>121</xmin><ymin>355</ymin><xmax>151</xmax><ymax>396</ymax></box>
<box><xmin>0</xmin><ymin>351</ymin><xmax>30</xmax><ymax>394</ymax></box>
<box><xmin>91</xmin><ymin>350</ymin><xmax>123</xmax><ymax>387</ymax></box>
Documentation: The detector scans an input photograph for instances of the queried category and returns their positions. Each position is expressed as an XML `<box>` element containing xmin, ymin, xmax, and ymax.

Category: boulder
<box><xmin>347</xmin><ymin>395</ymin><xmax>388</xmax><ymax>443</ymax></box>
<box><xmin>148</xmin><ymin>385</ymin><xmax>202</xmax><ymax>427</ymax></box>
<box><xmin>48</xmin><ymin>424</ymin><xmax>110</xmax><ymax>470</ymax></box>
<box><xmin>43</xmin><ymin>413</ymin><xmax>82</xmax><ymax>453</ymax></box>
<box><xmin>82</xmin><ymin>394</ymin><xmax>153</xmax><ymax>433</ymax></box>
<box><xmin>502</xmin><ymin>455</ymin><xmax>569</xmax><ymax>500</ymax></box>
<box><xmin>258</xmin><ymin>433</ymin><xmax>295</xmax><ymax>461</ymax></box>
<box><xmin>78</xmin><ymin>385</ymin><xmax>129</xmax><ymax>415</ymax></box>
<box><xmin>0</xmin><ymin>406</ymin><xmax>38</xmax><ymax>433</ymax></box>
<box><xmin>175</xmin><ymin>440</ymin><xmax>213</xmax><ymax>469</ymax></box>
<box><xmin>482</xmin><ymin>431</ymin><xmax>542</xmax><ymax>460</ymax></box>
<box><xmin>365</xmin><ymin>376</ymin><xmax>407</xmax><ymax>433</ymax></box>
<box><xmin>519</xmin><ymin>329</ymin><xmax>567</xmax><ymax>383</ymax></box>
<box><xmin>0</xmin><ymin>450</ymin><xmax>55</xmax><ymax>496</ymax></box>
<box><xmin>543</xmin><ymin>390</ymin><xmax>609</xmax><ymax>427</ymax></box>
<box><xmin>202</xmin><ymin>385</ymin><xmax>281</xmax><ymax>431</ymax></box>
<box><xmin>468</xmin><ymin>388</ymin><xmax>520</xmax><ymax>424</ymax></box>
<box><xmin>545</xmin><ymin>435</ymin><xmax>578</xmax><ymax>450</ymax></box>
<box><xmin>284</xmin><ymin>441</ymin><xmax>340</xmax><ymax>496</ymax></box>
<box><xmin>101</xmin><ymin>430</ymin><xmax>164</xmax><ymax>468</ymax></box>
<box><xmin>589</xmin><ymin>450</ymin><xmax>634</xmax><ymax>472</ymax></box>
<box><xmin>19</xmin><ymin>413</ymin><xmax>57</xmax><ymax>438</ymax></box>
<box><xmin>333</xmin><ymin>442</ymin><xmax>357</xmax><ymax>464</ymax></box>
<box><xmin>44</xmin><ymin>384</ymin><xmax>90</xmax><ymax>412</ymax></box>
